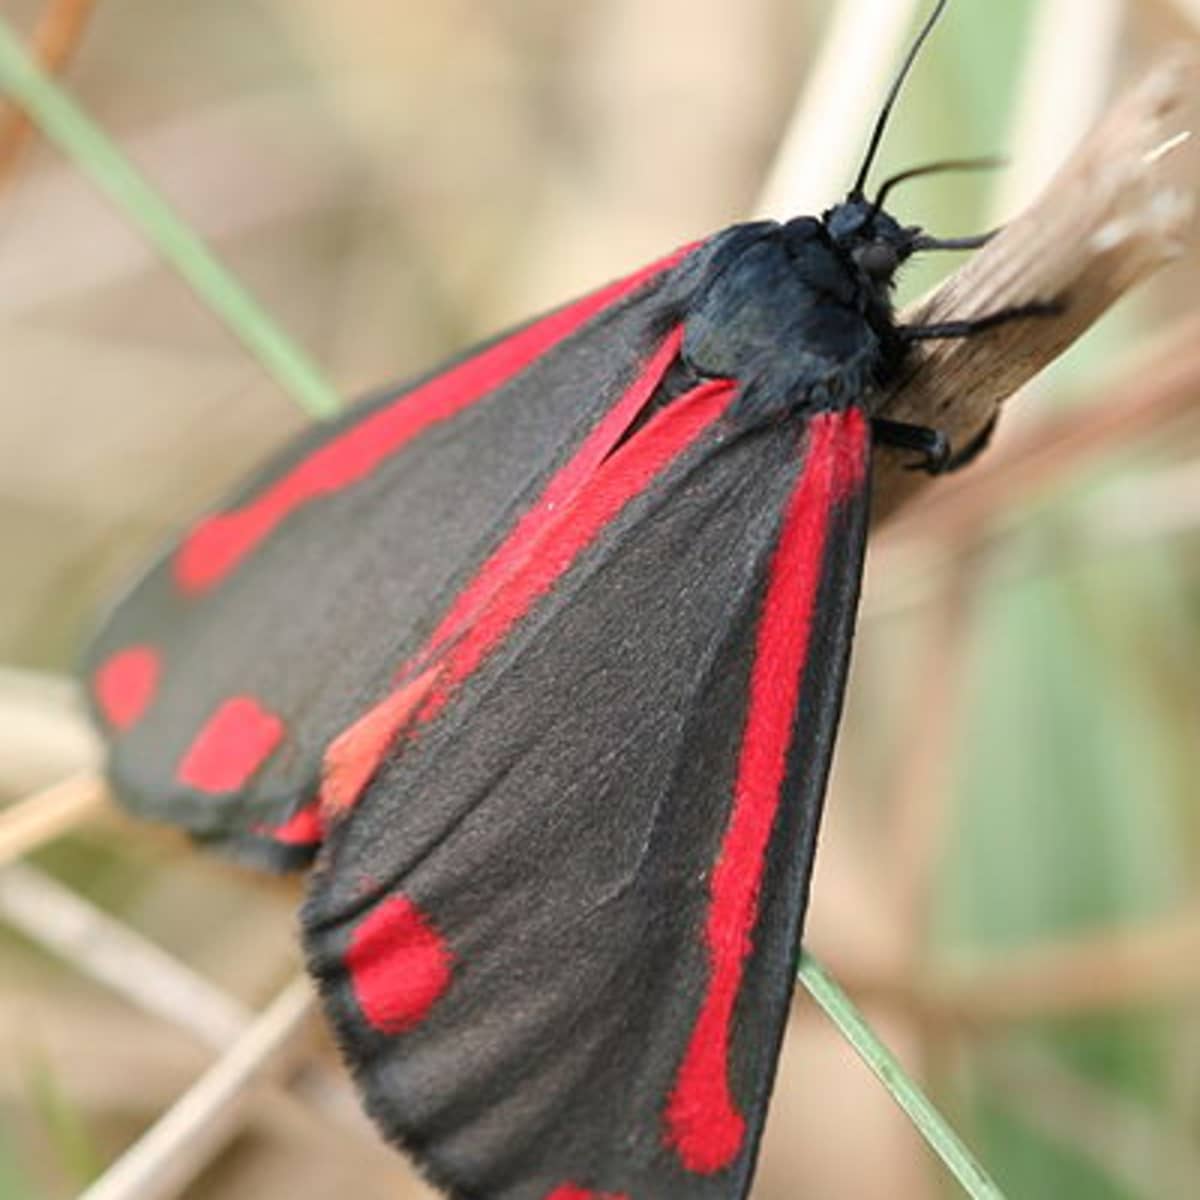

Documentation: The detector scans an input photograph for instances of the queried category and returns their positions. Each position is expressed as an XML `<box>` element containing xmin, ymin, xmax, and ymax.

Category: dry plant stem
<box><xmin>885</xmin><ymin>563</ymin><xmax>976</xmax><ymax>952</ymax></box>
<box><xmin>884</xmin><ymin>310</ymin><xmax>1200</xmax><ymax>547</ymax></box>
<box><xmin>0</xmin><ymin>861</ymin><xmax>250</xmax><ymax>1046</ymax></box>
<box><xmin>933</xmin><ymin>910</ymin><xmax>1200</xmax><ymax>1026</ymax></box>
<box><xmin>826</xmin><ymin>908</ymin><xmax>1200</xmax><ymax>1026</ymax></box>
<box><xmin>80</xmin><ymin>976</ymin><xmax>317</xmax><ymax>1200</ymax></box>
<box><xmin>0</xmin><ymin>855</ymin><xmax>393</xmax><ymax>1150</ymax></box>
<box><xmin>0</xmin><ymin>666</ymin><xmax>98</xmax><ymax>794</ymax></box>
<box><xmin>982</xmin><ymin>1044</ymin><xmax>1200</xmax><ymax>1196</ymax></box>
<box><xmin>879</xmin><ymin>566</ymin><xmax>979</xmax><ymax>1196</ymax></box>
<box><xmin>989</xmin><ymin>0</ymin><xmax>1122</xmax><ymax>223</ymax></box>
<box><xmin>873</xmin><ymin>55</ymin><xmax>1195</xmax><ymax>521</ymax></box>
<box><xmin>1097</xmin><ymin>457</ymin><xmax>1200</xmax><ymax>541</ymax></box>
<box><xmin>1162</xmin><ymin>0</ymin><xmax>1200</xmax><ymax>36</ymax></box>
<box><xmin>0</xmin><ymin>0</ymin><xmax>95</xmax><ymax>187</ymax></box>
<box><xmin>0</xmin><ymin>770</ymin><xmax>105</xmax><ymax>865</ymax></box>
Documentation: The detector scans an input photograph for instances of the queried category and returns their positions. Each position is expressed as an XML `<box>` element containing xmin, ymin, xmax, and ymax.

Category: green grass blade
<box><xmin>797</xmin><ymin>951</ymin><xmax>1007</xmax><ymax>1200</ymax></box>
<box><xmin>0</xmin><ymin>17</ymin><xmax>341</xmax><ymax>419</ymax></box>
<box><xmin>0</xmin><ymin>1119</ymin><xmax>43</xmax><ymax>1200</ymax></box>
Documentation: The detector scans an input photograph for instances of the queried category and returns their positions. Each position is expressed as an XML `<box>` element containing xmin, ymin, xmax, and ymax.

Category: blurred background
<box><xmin>1</xmin><ymin>1</ymin><xmax>1198</xmax><ymax>1197</ymax></box>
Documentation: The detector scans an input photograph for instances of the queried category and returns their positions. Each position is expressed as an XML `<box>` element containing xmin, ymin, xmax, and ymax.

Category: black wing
<box><xmin>303</xmin><ymin>390</ymin><xmax>872</xmax><ymax>1200</ymax></box>
<box><xmin>83</xmin><ymin>228</ymin><xmax>770</xmax><ymax>867</ymax></box>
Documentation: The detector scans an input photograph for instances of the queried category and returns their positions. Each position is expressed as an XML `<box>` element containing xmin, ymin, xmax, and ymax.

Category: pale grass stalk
<box><xmin>816</xmin><ymin>909</ymin><xmax>1200</xmax><ymax>1025</ymax></box>
<box><xmin>1160</xmin><ymin>0</ymin><xmax>1200</xmax><ymax>34</ymax></box>
<box><xmin>933</xmin><ymin>909</ymin><xmax>1200</xmax><ymax>1024</ymax></box>
<box><xmin>0</xmin><ymin>862</ymin><xmax>249</xmax><ymax>1047</ymax></box>
<box><xmin>883</xmin><ymin>563</ymin><xmax>976</xmax><ymax>947</ymax></box>
<box><xmin>79</xmin><ymin>977</ymin><xmax>316</xmax><ymax>1200</ymax></box>
<box><xmin>0</xmin><ymin>666</ymin><xmax>97</xmax><ymax>794</ymax></box>
<box><xmin>981</xmin><ymin>1042</ymin><xmax>1200</xmax><ymax>1198</ymax></box>
<box><xmin>2</xmin><ymin>860</ymin><xmax>399</xmax><ymax>1160</ymax></box>
<box><xmin>755</xmin><ymin>0</ymin><xmax>923</xmax><ymax>218</ymax></box>
<box><xmin>990</xmin><ymin>0</ymin><xmax>1124</xmax><ymax>223</ymax></box>
<box><xmin>0</xmin><ymin>771</ymin><xmax>105</xmax><ymax>866</ymax></box>
<box><xmin>1088</xmin><ymin>458</ymin><xmax>1200</xmax><ymax>542</ymax></box>
<box><xmin>987</xmin><ymin>0</ymin><xmax>1127</xmax><ymax>441</ymax></box>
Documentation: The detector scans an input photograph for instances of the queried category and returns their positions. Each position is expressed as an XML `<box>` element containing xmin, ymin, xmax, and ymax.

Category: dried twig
<box><xmin>0</xmin><ymin>666</ymin><xmax>98</xmax><ymax>795</ymax></box>
<box><xmin>880</xmin><ymin>311</ymin><xmax>1200</xmax><ymax>551</ymax></box>
<box><xmin>0</xmin><ymin>862</ymin><xmax>250</xmax><ymax>1046</ymax></box>
<box><xmin>933</xmin><ymin>911</ymin><xmax>1200</xmax><ymax>1025</ymax></box>
<box><xmin>825</xmin><ymin>909</ymin><xmax>1200</xmax><ymax>1025</ymax></box>
<box><xmin>981</xmin><ymin>1043</ymin><xmax>1200</xmax><ymax>1196</ymax></box>
<box><xmin>0</xmin><ymin>0</ymin><xmax>96</xmax><ymax>188</ymax></box>
<box><xmin>0</xmin><ymin>771</ymin><xmax>105</xmax><ymax>865</ymax></box>
<box><xmin>874</xmin><ymin>55</ymin><xmax>1195</xmax><ymax>518</ymax></box>
<box><xmin>78</xmin><ymin>976</ymin><xmax>317</xmax><ymax>1200</ymax></box>
<box><xmin>1162</xmin><ymin>0</ymin><xmax>1200</xmax><ymax>36</ymax></box>
<box><xmin>1091</xmin><ymin>456</ymin><xmax>1200</xmax><ymax>542</ymax></box>
<box><xmin>884</xmin><ymin>563</ymin><xmax>977</xmax><ymax>949</ymax></box>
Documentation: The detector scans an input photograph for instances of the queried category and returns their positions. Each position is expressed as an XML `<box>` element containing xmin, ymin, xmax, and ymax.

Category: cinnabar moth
<box><xmin>83</xmin><ymin>2</ymin><xmax>1052</xmax><ymax>1196</ymax></box>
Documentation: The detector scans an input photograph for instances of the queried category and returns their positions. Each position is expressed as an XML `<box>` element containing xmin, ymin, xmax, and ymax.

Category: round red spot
<box><xmin>345</xmin><ymin>896</ymin><xmax>452</xmax><ymax>1034</ymax></box>
<box><xmin>93</xmin><ymin>645</ymin><xmax>161</xmax><ymax>731</ymax></box>
<box><xmin>176</xmin><ymin>696</ymin><xmax>285</xmax><ymax>793</ymax></box>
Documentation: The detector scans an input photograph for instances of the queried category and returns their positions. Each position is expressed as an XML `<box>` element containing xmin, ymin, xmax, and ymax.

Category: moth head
<box><xmin>824</xmin><ymin>0</ymin><xmax>953</xmax><ymax>290</ymax></box>
<box><xmin>822</xmin><ymin>196</ymin><xmax>920</xmax><ymax>289</ymax></box>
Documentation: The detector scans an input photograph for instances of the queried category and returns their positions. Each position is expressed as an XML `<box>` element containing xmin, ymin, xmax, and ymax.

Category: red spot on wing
<box><xmin>176</xmin><ymin>696</ymin><xmax>285</xmax><ymax>793</ymax></box>
<box><xmin>545</xmin><ymin>1186</ymin><xmax>630</xmax><ymax>1200</ymax></box>
<box><xmin>319</xmin><ymin>375</ymin><xmax>737</xmax><ymax>818</ymax></box>
<box><xmin>264</xmin><ymin>801</ymin><xmax>324</xmax><ymax>846</ymax></box>
<box><xmin>321</xmin><ymin>669</ymin><xmax>438</xmax><ymax>816</ymax></box>
<box><xmin>173</xmin><ymin>248</ymin><xmax>695</xmax><ymax>595</ymax></box>
<box><xmin>664</xmin><ymin>409</ymin><xmax>868</xmax><ymax>1173</ymax></box>
<box><xmin>93</xmin><ymin>645</ymin><xmax>160</xmax><ymax>731</ymax></box>
<box><xmin>346</xmin><ymin>895</ymin><xmax>452</xmax><ymax>1034</ymax></box>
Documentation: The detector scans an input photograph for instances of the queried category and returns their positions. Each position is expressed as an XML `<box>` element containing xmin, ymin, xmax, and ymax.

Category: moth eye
<box><xmin>857</xmin><ymin>241</ymin><xmax>899</xmax><ymax>279</ymax></box>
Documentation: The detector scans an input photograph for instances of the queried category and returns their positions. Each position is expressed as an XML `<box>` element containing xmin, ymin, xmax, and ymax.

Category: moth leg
<box><xmin>872</xmin><ymin>411</ymin><xmax>1001</xmax><ymax>476</ymax></box>
<box><xmin>871</xmin><ymin>417</ymin><xmax>949</xmax><ymax>474</ymax></box>
<box><xmin>941</xmin><ymin>412</ymin><xmax>998</xmax><ymax>472</ymax></box>
<box><xmin>900</xmin><ymin>299</ymin><xmax>1062</xmax><ymax>341</ymax></box>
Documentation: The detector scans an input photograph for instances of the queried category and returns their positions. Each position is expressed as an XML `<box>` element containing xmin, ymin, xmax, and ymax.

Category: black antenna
<box><xmin>873</xmin><ymin>155</ymin><xmax>1004</xmax><ymax>212</ymax></box>
<box><xmin>849</xmin><ymin>0</ymin><xmax>951</xmax><ymax>198</ymax></box>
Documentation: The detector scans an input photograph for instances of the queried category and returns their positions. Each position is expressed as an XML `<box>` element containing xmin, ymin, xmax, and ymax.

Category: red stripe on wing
<box><xmin>663</xmin><ymin>408</ymin><xmax>869</xmax><ymax>1173</ymax></box>
<box><xmin>320</xmin><ymin>374</ymin><xmax>737</xmax><ymax>817</ymax></box>
<box><xmin>322</xmin><ymin>669</ymin><xmax>439</xmax><ymax>817</ymax></box>
<box><xmin>410</xmin><ymin>325</ymin><xmax>686</xmax><ymax>672</ymax></box>
<box><xmin>173</xmin><ymin>247</ymin><xmax>695</xmax><ymax>595</ymax></box>
<box><xmin>251</xmin><ymin>329</ymin><xmax>687</xmax><ymax>843</ymax></box>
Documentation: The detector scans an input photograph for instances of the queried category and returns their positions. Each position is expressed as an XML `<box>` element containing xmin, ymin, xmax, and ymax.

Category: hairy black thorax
<box><xmin>678</xmin><ymin>196</ymin><xmax>922</xmax><ymax>426</ymax></box>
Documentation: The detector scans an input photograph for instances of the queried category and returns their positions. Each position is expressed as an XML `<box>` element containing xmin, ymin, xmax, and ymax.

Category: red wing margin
<box><xmin>303</xmin><ymin>404</ymin><xmax>871</xmax><ymax>1200</ymax></box>
<box><xmin>84</xmin><ymin>230</ymin><xmax>769</xmax><ymax>867</ymax></box>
